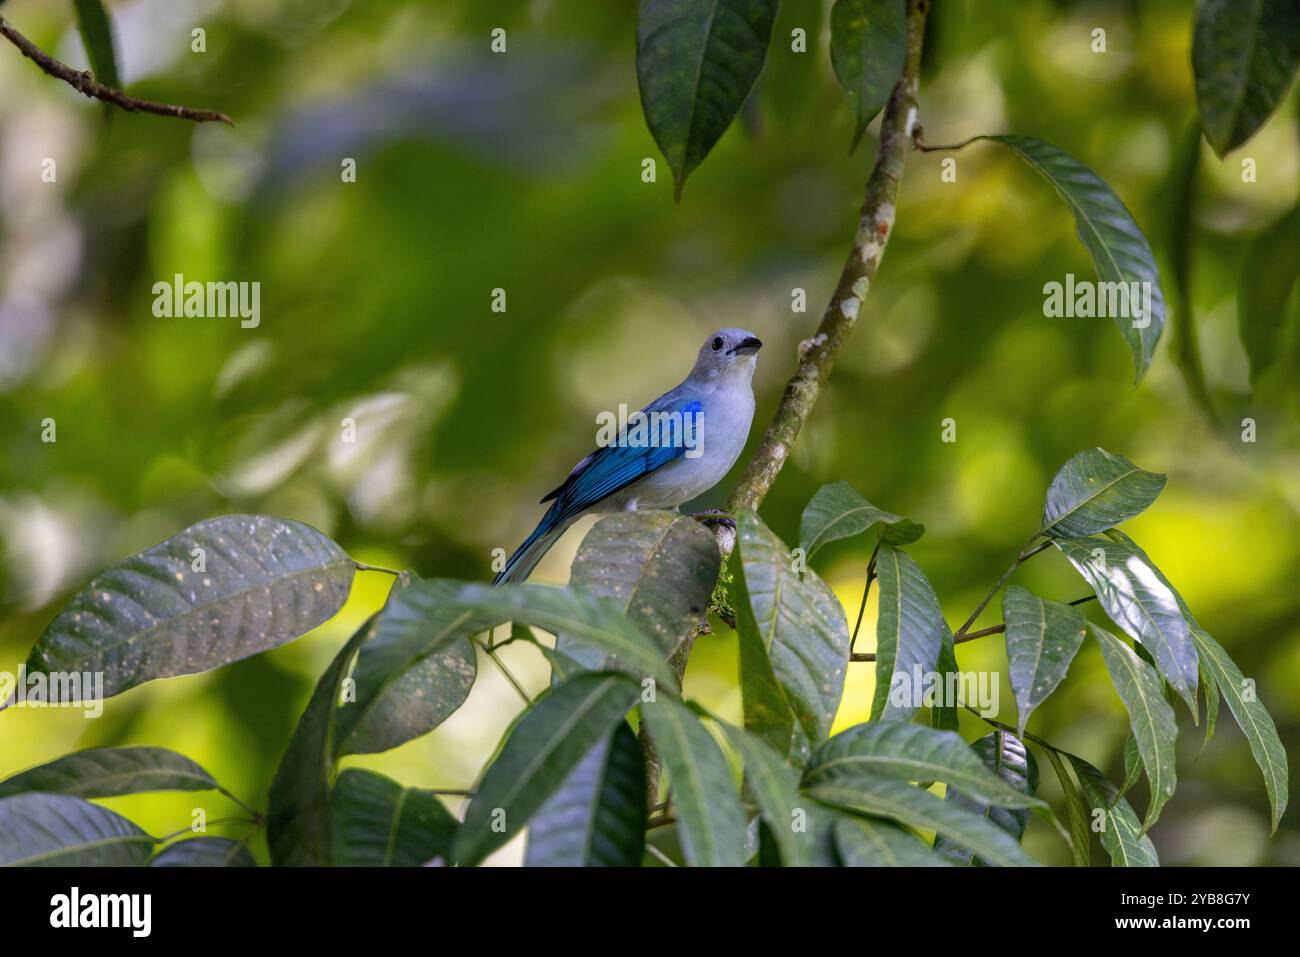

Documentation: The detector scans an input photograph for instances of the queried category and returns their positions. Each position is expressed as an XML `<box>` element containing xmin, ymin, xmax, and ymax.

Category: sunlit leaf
<box><xmin>1040</xmin><ymin>448</ymin><xmax>1166</xmax><ymax>538</ymax></box>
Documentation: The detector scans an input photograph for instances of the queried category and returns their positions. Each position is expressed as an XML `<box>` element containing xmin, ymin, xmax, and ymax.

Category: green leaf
<box><xmin>803</xmin><ymin>722</ymin><xmax>1044</xmax><ymax>809</ymax></box>
<box><xmin>929</xmin><ymin>630</ymin><xmax>960</xmax><ymax>731</ymax></box>
<box><xmin>733</xmin><ymin>509</ymin><xmax>849</xmax><ymax>755</ymax></box>
<box><xmin>560</xmin><ymin>511</ymin><xmax>719</xmax><ymax>672</ymax></box>
<box><xmin>714</xmin><ymin>720</ymin><xmax>815</xmax><ymax>867</ymax></box>
<box><xmin>934</xmin><ymin>730</ymin><xmax>1039</xmax><ymax>866</ymax></box>
<box><xmin>636</xmin><ymin>0</ymin><xmax>781</xmax><ymax>198</ymax></box>
<box><xmin>334</xmin><ymin>575</ymin><xmax>481</xmax><ymax>757</ymax></box>
<box><xmin>267</xmin><ymin>617</ymin><xmax>373</xmax><ymax>866</ymax></box>
<box><xmin>1053</xmin><ymin>536</ymin><xmax>1198</xmax><ymax>713</ymax></box>
<box><xmin>331</xmin><ymin>768</ymin><xmax>458</xmax><ymax>866</ymax></box>
<box><xmin>454</xmin><ymin>673</ymin><xmax>640</xmax><ymax>866</ymax></box>
<box><xmin>73</xmin><ymin>0</ymin><xmax>121</xmax><ymax>90</ymax></box>
<box><xmin>1193</xmin><ymin>0</ymin><xmax>1300</xmax><ymax>156</ymax></box>
<box><xmin>1190</xmin><ymin>625</ymin><xmax>1288</xmax><ymax>833</ymax></box>
<box><xmin>1200</xmin><ymin>662</ymin><xmax>1220</xmax><ymax>754</ymax></box>
<box><xmin>0</xmin><ymin>793</ymin><xmax>155</xmax><ymax>866</ymax></box>
<box><xmin>798</xmin><ymin>480</ymin><xmax>923</xmax><ymax>559</ymax></box>
<box><xmin>1239</xmin><ymin>204</ymin><xmax>1300</xmax><ymax>387</ymax></box>
<box><xmin>805</xmin><ymin>773</ymin><xmax>1039</xmax><ymax>867</ymax></box>
<box><xmin>872</xmin><ymin>545</ymin><xmax>949</xmax><ymax>721</ymax></box>
<box><xmin>1114</xmin><ymin>733</ymin><xmax>1143</xmax><ymax>805</ymax></box>
<box><xmin>1091</xmin><ymin>625</ymin><xmax>1178</xmax><ymax>831</ymax></box>
<box><xmin>829</xmin><ymin>0</ymin><xmax>908</xmax><ymax>151</ymax></box>
<box><xmin>0</xmin><ymin>746</ymin><xmax>221</xmax><ymax>800</ymax></box>
<box><xmin>151</xmin><ymin>837</ymin><xmax>256</xmax><ymax>867</ymax></box>
<box><xmin>986</xmin><ymin>135</ymin><xmax>1165</xmax><ymax>383</ymax></box>
<box><xmin>1068</xmin><ymin>754</ymin><xmax>1158</xmax><ymax>867</ymax></box>
<box><xmin>524</xmin><ymin>722</ymin><xmax>647</xmax><ymax>867</ymax></box>
<box><xmin>1002</xmin><ymin>586</ymin><xmax>1087</xmax><ymax>737</ymax></box>
<box><xmin>8</xmin><ymin>516</ymin><xmax>355</xmax><ymax>707</ymax></box>
<box><xmin>1040</xmin><ymin>448</ymin><xmax>1167</xmax><ymax>538</ymax></box>
<box><xmin>834</xmin><ymin>814</ymin><xmax>945</xmax><ymax>866</ymax></box>
<box><xmin>1040</xmin><ymin>746</ymin><xmax>1089</xmax><ymax>866</ymax></box>
<box><xmin>641</xmin><ymin>695</ymin><xmax>747</xmax><ymax>866</ymax></box>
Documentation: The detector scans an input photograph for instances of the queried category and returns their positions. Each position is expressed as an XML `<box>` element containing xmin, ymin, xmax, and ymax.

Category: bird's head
<box><xmin>690</xmin><ymin>327</ymin><xmax>763</xmax><ymax>381</ymax></box>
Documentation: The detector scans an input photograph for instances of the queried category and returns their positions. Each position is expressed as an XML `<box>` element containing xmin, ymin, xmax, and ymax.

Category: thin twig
<box><xmin>355</xmin><ymin>562</ymin><xmax>402</xmax><ymax>576</ymax></box>
<box><xmin>849</xmin><ymin>544</ymin><xmax>880</xmax><ymax>653</ymax></box>
<box><xmin>472</xmin><ymin>637</ymin><xmax>532</xmax><ymax>705</ymax></box>
<box><xmin>0</xmin><ymin>16</ymin><xmax>232</xmax><ymax>125</ymax></box>
<box><xmin>952</xmin><ymin>539</ymin><xmax>1051</xmax><ymax>639</ymax></box>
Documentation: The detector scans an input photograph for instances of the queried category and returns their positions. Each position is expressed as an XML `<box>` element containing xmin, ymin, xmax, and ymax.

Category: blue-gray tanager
<box><xmin>494</xmin><ymin>328</ymin><xmax>763</xmax><ymax>584</ymax></box>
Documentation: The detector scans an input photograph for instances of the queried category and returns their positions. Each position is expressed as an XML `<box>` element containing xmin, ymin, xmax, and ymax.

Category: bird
<box><xmin>494</xmin><ymin>327</ymin><xmax>763</xmax><ymax>585</ymax></box>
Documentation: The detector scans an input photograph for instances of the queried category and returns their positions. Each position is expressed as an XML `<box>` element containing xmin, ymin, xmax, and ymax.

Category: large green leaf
<box><xmin>1040</xmin><ymin>448</ymin><xmax>1166</xmax><ymax>538</ymax></box>
<box><xmin>803</xmin><ymin>722</ymin><xmax>1044</xmax><ymax>809</ymax></box>
<box><xmin>805</xmin><ymin>773</ymin><xmax>1039</xmax><ymax>867</ymax></box>
<box><xmin>73</xmin><ymin>0</ymin><xmax>121</xmax><ymax>89</ymax></box>
<box><xmin>934</xmin><ymin>730</ymin><xmax>1039</xmax><ymax>866</ymax></box>
<box><xmin>733</xmin><ymin>509</ymin><xmax>849</xmax><ymax>753</ymax></box>
<box><xmin>560</xmin><ymin>511</ymin><xmax>719</xmax><ymax>672</ymax></box>
<box><xmin>1091</xmin><ymin>624</ymin><xmax>1178</xmax><ymax>831</ymax></box>
<box><xmin>636</xmin><ymin>0</ymin><xmax>781</xmax><ymax>197</ymax></box>
<box><xmin>267</xmin><ymin>617</ymin><xmax>372</xmax><ymax>866</ymax></box>
<box><xmin>331</xmin><ymin>768</ymin><xmax>458</xmax><ymax>866</ymax></box>
<box><xmin>714</xmin><ymin>720</ymin><xmax>816</xmax><ymax>867</ymax></box>
<box><xmin>798</xmin><ymin>480</ymin><xmax>923</xmax><ymax>560</ymax></box>
<box><xmin>524</xmin><ymin>722</ymin><xmax>647</xmax><ymax>867</ymax></box>
<box><xmin>1239</xmin><ymin>204</ymin><xmax>1300</xmax><ymax>388</ymax></box>
<box><xmin>829</xmin><ymin>0</ymin><xmax>908</xmax><ymax>151</ymax></box>
<box><xmin>0</xmin><ymin>793</ymin><xmax>155</xmax><ymax>866</ymax></box>
<box><xmin>1193</xmin><ymin>0</ymin><xmax>1300</xmax><ymax>156</ymax></box>
<box><xmin>1068</xmin><ymin>754</ymin><xmax>1158</xmax><ymax>867</ymax></box>
<box><xmin>1041</xmin><ymin>746</ymin><xmax>1089</xmax><ymax>867</ymax></box>
<box><xmin>453</xmin><ymin>673</ymin><xmax>640</xmax><ymax>866</ymax></box>
<box><xmin>1053</xmin><ymin>536</ymin><xmax>1198</xmax><ymax>712</ymax></box>
<box><xmin>334</xmin><ymin>575</ymin><xmax>481</xmax><ymax>757</ymax></box>
<box><xmin>0</xmin><ymin>746</ymin><xmax>221</xmax><ymax>800</ymax></box>
<box><xmin>1002</xmin><ymin>586</ymin><xmax>1087</xmax><ymax>737</ymax></box>
<box><xmin>8</xmin><ymin>516</ymin><xmax>355</xmax><ymax>706</ymax></box>
<box><xmin>871</xmin><ymin>545</ymin><xmax>949</xmax><ymax>721</ymax></box>
<box><xmin>986</xmin><ymin>135</ymin><xmax>1165</xmax><ymax>383</ymax></box>
<box><xmin>641</xmin><ymin>695</ymin><xmax>747</xmax><ymax>866</ymax></box>
<box><xmin>151</xmin><ymin>837</ymin><xmax>256</xmax><ymax>867</ymax></box>
<box><xmin>834</xmin><ymin>814</ymin><xmax>944</xmax><ymax>867</ymax></box>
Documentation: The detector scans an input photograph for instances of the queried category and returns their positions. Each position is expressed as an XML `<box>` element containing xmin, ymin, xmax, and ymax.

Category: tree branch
<box><xmin>0</xmin><ymin>16</ymin><xmax>232</xmax><ymax>125</ymax></box>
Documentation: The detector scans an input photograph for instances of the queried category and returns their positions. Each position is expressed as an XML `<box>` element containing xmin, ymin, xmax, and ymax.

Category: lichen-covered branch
<box><xmin>0</xmin><ymin>16</ymin><xmax>232</xmax><ymax>125</ymax></box>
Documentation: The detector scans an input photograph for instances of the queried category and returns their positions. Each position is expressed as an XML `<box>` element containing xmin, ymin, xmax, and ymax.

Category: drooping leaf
<box><xmin>929</xmin><ymin>629</ymin><xmax>960</xmax><ymax>731</ymax></box>
<box><xmin>1114</xmin><ymin>733</ymin><xmax>1143</xmax><ymax>805</ymax></box>
<box><xmin>1040</xmin><ymin>448</ymin><xmax>1167</xmax><ymax>538</ymax></box>
<box><xmin>985</xmin><ymin>135</ymin><xmax>1165</xmax><ymax>383</ymax></box>
<box><xmin>636</xmin><ymin>0</ymin><xmax>781</xmax><ymax>197</ymax></box>
<box><xmin>1239</xmin><ymin>203</ymin><xmax>1300</xmax><ymax>387</ymax></box>
<box><xmin>871</xmin><ymin>545</ymin><xmax>949</xmax><ymax>721</ymax></box>
<box><xmin>1002</xmin><ymin>586</ymin><xmax>1087</xmax><ymax>738</ymax></box>
<box><xmin>0</xmin><ymin>793</ymin><xmax>155</xmax><ymax>866</ymax></box>
<box><xmin>73</xmin><ymin>0</ymin><xmax>121</xmax><ymax>89</ymax></box>
<box><xmin>714</xmin><ymin>720</ymin><xmax>816</xmax><ymax>867</ymax></box>
<box><xmin>8</xmin><ymin>516</ymin><xmax>355</xmax><ymax>707</ymax></box>
<box><xmin>798</xmin><ymin>480</ymin><xmax>923</xmax><ymax>559</ymax></box>
<box><xmin>1193</xmin><ymin>0</ymin><xmax>1300</xmax><ymax>156</ymax></box>
<box><xmin>524</xmin><ymin>722</ymin><xmax>647</xmax><ymax>867</ymax></box>
<box><xmin>1200</xmin><ymin>662</ymin><xmax>1220</xmax><ymax>754</ymax></box>
<box><xmin>829</xmin><ymin>0</ymin><xmax>908</xmax><ymax>151</ymax></box>
<box><xmin>151</xmin><ymin>837</ymin><xmax>256</xmax><ymax>867</ymax></box>
<box><xmin>560</xmin><ymin>511</ymin><xmax>719</xmax><ymax>672</ymax></box>
<box><xmin>1091</xmin><ymin>624</ymin><xmax>1178</xmax><ymax>831</ymax></box>
<box><xmin>1053</xmin><ymin>536</ymin><xmax>1198</xmax><ymax>713</ymax></box>
<box><xmin>934</xmin><ymin>730</ymin><xmax>1039</xmax><ymax>866</ymax></box>
<box><xmin>1040</xmin><ymin>745</ymin><xmax>1089</xmax><ymax>867</ymax></box>
<box><xmin>641</xmin><ymin>695</ymin><xmax>747</xmax><ymax>867</ymax></box>
<box><xmin>805</xmin><ymin>772</ymin><xmax>1039</xmax><ymax>867</ymax></box>
<box><xmin>331</xmin><ymin>768</ymin><xmax>458</xmax><ymax>866</ymax></box>
<box><xmin>803</xmin><ymin>722</ymin><xmax>1044</xmax><ymax>809</ymax></box>
<box><xmin>0</xmin><ymin>747</ymin><xmax>221</xmax><ymax>800</ymax></box>
<box><xmin>334</xmin><ymin>575</ymin><xmax>481</xmax><ymax>757</ymax></box>
<box><xmin>733</xmin><ymin>509</ymin><xmax>849</xmax><ymax>754</ymax></box>
<box><xmin>1068</xmin><ymin>754</ymin><xmax>1158</xmax><ymax>867</ymax></box>
<box><xmin>834</xmin><ymin>814</ymin><xmax>945</xmax><ymax>866</ymax></box>
<box><xmin>267</xmin><ymin>618</ymin><xmax>372</xmax><ymax>866</ymax></box>
<box><xmin>453</xmin><ymin>673</ymin><xmax>640</xmax><ymax>866</ymax></box>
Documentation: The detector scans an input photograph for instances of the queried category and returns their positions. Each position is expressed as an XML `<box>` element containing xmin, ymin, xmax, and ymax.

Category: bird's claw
<box><xmin>689</xmin><ymin>510</ymin><xmax>735</xmax><ymax>530</ymax></box>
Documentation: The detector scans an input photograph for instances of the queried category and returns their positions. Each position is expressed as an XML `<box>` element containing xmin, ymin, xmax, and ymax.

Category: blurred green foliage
<box><xmin>0</xmin><ymin>0</ymin><xmax>1296</xmax><ymax>865</ymax></box>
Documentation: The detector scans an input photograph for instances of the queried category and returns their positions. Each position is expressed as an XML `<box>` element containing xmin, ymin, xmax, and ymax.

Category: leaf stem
<box><xmin>355</xmin><ymin>562</ymin><xmax>402</xmax><ymax>576</ymax></box>
<box><xmin>952</xmin><ymin>539</ymin><xmax>1052</xmax><ymax>640</ymax></box>
<box><xmin>849</xmin><ymin>543</ymin><xmax>880</xmax><ymax>653</ymax></box>
<box><xmin>473</xmin><ymin>637</ymin><xmax>532</xmax><ymax>705</ymax></box>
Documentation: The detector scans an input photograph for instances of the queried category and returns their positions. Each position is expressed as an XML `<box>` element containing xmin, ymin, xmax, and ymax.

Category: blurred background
<box><xmin>0</xmin><ymin>0</ymin><xmax>1296</xmax><ymax>866</ymax></box>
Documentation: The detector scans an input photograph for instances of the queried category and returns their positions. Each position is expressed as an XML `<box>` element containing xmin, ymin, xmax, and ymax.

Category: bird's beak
<box><xmin>730</xmin><ymin>336</ymin><xmax>763</xmax><ymax>356</ymax></box>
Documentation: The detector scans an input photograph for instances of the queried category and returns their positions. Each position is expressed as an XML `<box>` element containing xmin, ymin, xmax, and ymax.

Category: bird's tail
<box><xmin>493</xmin><ymin>505</ymin><xmax>574</xmax><ymax>586</ymax></box>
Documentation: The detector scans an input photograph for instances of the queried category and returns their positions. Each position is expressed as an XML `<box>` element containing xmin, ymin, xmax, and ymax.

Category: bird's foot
<box><xmin>689</xmin><ymin>509</ymin><xmax>735</xmax><ymax>530</ymax></box>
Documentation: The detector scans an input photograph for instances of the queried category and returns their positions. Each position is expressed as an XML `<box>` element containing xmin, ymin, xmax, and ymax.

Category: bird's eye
<box><xmin>711</xmin><ymin>336</ymin><xmax>724</xmax><ymax>351</ymax></box>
